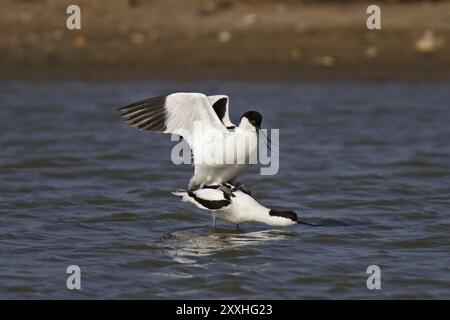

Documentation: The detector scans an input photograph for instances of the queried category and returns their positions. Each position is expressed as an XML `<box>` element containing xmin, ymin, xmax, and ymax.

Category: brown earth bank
<box><xmin>0</xmin><ymin>0</ymin><xmax>449</xmax><ymax>81</ymax></box>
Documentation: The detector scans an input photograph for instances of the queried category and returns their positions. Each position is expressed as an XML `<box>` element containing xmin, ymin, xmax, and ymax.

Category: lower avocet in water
<box><xmin>173</xmin><ymin>183</ymin><xmax>317</xmax><ymax>228</ymax></box>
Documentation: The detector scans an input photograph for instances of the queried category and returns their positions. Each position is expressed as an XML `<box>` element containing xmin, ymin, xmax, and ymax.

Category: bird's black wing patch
<box><xmin>188</xmin><ymin>191</ymin><xmax>231</xmax><ymax>210</ymax></box>
<box><xmin>211</xmin><ymin>97</ymin><xmax>228</xmax><ymax>125</ymax></box>
<box><xmin>269</xmin><ymin>210</ymin><xmax>298</xmax><ymax>222</ymax></box>
<box><xmin>118</xmin><ymin>95</ymin><xmax>168</xmax><ymax>132</ymax></box>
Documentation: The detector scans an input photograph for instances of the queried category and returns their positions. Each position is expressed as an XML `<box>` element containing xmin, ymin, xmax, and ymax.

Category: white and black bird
<box><xmin>119</xmin><ymin>92</ymin><xmax>263</xmax><ymax>190</ymax></box>
<box><xmin>172</xmin><ymin>183</ymin><xmax>317</xmax><ymax>228</ymax></box>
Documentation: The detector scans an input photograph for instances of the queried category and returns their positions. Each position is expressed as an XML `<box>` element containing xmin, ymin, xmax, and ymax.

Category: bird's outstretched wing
<box><xmin>207</xmin><ymin>95</ymin><xmax>235</xmax><ymax>128</ymax></box>
<box><xmin>119</xmin><ymin>92</ymin><xmax>227</xmax><ymax>146</ymax></box>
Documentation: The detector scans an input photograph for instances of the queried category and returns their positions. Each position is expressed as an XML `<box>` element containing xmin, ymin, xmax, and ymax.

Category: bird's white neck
<box><xmin>238</xmin><ymin>117</ymin><xmax>257</xmax><ymax>132</ymax></box>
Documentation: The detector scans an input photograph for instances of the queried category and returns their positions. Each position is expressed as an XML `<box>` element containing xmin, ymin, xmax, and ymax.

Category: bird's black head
<box><xmin>241</xmin><ymin>111</ymin><xmax>262</xmax><ymax>129</ymax></box>
<box><xmin>269</xmin><ymin>209</ymin><xmax>298</xmax><ymax>222</ymax></box>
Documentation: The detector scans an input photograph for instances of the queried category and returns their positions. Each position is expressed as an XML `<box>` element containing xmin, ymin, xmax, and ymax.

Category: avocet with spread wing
<box><xmin>119</xmin><ymin>93</ymin><xmax>263</xmax><ymax>190</ymax></box>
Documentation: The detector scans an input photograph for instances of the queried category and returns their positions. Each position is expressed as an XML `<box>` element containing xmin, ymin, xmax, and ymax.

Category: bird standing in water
<box><xmin>173</xmin><ymin>183</ymin><xmax>318</xmax><ymax>228</ymax></box>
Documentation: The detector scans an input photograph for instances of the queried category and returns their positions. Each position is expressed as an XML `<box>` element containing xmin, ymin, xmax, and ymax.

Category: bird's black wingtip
<box><xmin>117</xmin><ymin>95</ymin><xmax>168</xmax><ymax>113</ymax></box>
<box><xmin>116</xmin><ymin>95</ymin><xmax>168</xmax><ymax>132</ymax></box>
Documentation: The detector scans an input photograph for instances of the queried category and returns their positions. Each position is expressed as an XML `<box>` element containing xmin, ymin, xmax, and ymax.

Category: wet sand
<box><xmin>0</xmin><ymin>0</ymin><xmax>449</xmax><ymax>81</ymax></box>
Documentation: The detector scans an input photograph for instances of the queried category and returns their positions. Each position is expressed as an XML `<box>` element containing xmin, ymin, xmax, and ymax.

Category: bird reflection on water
<box><xmin>159</xmin><ymin>228</ymin><xmax>296</xmax><ymax>265</ymax></box>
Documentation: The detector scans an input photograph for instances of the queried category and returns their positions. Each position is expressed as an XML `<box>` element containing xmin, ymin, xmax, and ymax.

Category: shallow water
<box><xmin>0</xmin><ymin>80</ymin><xmax>449</xmax><ymax>299</ymax></box>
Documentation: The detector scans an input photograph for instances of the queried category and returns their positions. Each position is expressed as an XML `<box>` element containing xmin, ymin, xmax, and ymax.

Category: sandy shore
<box><xmin>0</xmin><ymin>0</ymin><xmax>449</xmax><ymax>81</ymax></box>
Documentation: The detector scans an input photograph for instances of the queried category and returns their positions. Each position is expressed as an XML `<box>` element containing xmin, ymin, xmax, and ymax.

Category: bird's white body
<box><xmin>189</xmin><ymin>121</ymin><xmax>258</xmax><ymax>189</ymax></box>
<box><xmin>173</xmin><ymin>185</ymin><xmax>298</xmax><ymax>227</ymax></box>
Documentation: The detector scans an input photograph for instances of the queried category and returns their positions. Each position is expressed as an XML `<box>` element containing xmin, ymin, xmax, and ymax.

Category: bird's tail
<box><xmin>172</xmin><ymin>189</ymin><xmax>187</xmax><ymax>196</ymax></box>
<box><xmin>172</xmin><ymin>189</ymin><xmax>189</xmax><ymax>201</ymax></box>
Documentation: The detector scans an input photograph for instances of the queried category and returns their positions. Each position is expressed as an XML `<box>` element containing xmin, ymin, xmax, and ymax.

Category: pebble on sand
<box><xmin>289</xmin><ymin>48</ymin><xmax>302</xmax><ymax>61</ymax></box>
<box><xmin>130</xmin><ymin>32</ymin><xmax>146</xmax><ymax>45</ymax></box>
<box><xmin>218</xmin><ymin>30</ymin><xmax>232</xmax><ymax>43</ymax></box>
<box><xmin>311</xmin><ymin>56</ymin><xmax>335</xmax><ymax>67</ymax></box>
<box><xmin>365</xmin><ymin>46</ymin><xmax>378</xmax><ymax>59</ymax></box>
<box><xmin>240</xmin><ymin>13</ymin><xmax>257</xmax><ymax>27</ymax></box>
<box><xmin>199</xmin><ymin>0</ymin><xmax>233</xmax><ymax>16</ymax></box>
<box><xmin>295</xmin><ymin>21</ymin><xmax>308</xmax><ymax>33</ymax></box>
<box><xmin>415</xmin><ymin>30</ymin><xmax>444</xmax><ymax>54</ymax></box>
<box><xmin>73</xmin><ymin>36</ymin><xmax>87</xmax><ymax>49</ymax></box>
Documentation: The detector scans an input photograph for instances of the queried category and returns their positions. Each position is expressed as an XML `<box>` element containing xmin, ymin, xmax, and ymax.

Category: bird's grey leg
<box><xmin>218</xmin><ymin>184</ymin><xmax>235</xmax><ymax>197</ymax></box>
<box><xmin>235</xmin><ymin>224</ymin><xmax>240</xmax><ymax>230</ymax></box>
<box><xmin>233</xmin><ymin>182</ymin><xmax>252</xmax><ymax>196</ymax></box>
<box><xmin>212</xmin><ymin>216</ymin><xmax>216</xmax><ymax>228</ymax></box>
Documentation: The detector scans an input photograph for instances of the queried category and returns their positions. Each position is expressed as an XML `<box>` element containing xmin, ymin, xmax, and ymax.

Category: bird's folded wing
<box><xmin>190</xmin><ymin>188</ymin><xmax>231</xmax><ymax>210</ymax></box>
<box><xmin>119</xmin><ymin>92</ymin><xmax>227</xmax><ymax>146</ymax></box>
